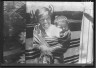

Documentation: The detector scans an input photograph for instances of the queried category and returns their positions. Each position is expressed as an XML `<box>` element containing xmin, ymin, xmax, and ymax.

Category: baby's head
<box><xmin>54</xmin><ymin>16</ymin><xmax>69</xmax><ymax>30</ymax></box>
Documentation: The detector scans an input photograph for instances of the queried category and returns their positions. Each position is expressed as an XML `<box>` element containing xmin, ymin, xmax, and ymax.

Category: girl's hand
<box><xmin>30</xmin><ymin>10</ymin><xmax>34</xmax><ymax>19</ymax></box>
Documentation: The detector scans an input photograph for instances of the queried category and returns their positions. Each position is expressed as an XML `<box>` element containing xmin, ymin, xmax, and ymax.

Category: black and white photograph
<box><xmin>3</xmin><ymin>1</ymin><xmax>93</xmax><ymax>65</ymax></box>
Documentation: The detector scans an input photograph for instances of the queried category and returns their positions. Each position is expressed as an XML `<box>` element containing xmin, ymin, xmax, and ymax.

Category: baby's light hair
<box><xmin>54</xmin><ymin>16</ymin><xmax>68</xmax><ymax>24</ymax></box>
<box><xmin>54</xmin><ymin>16</ymin><xmax>69</xmax><ymax>30</ymax></box>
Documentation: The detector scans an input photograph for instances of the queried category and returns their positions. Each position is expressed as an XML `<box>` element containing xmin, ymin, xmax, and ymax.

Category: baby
<box><xmin>54</xmin><ymin>16</ymin><xmax>70</xmax><ymax>38</ymax></box>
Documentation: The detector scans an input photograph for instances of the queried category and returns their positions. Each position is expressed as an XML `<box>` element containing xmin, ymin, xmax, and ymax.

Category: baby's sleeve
<box><xmin>58</xmin><ymin>29</ymin><xmax>71</xmax><ymax>50</ymax></box>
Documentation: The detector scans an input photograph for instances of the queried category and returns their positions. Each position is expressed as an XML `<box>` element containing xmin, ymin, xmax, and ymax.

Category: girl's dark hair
<box><xmin>35</xmin><ymin>7</ymin><xmax>51</xmax><ymax>23</ymax></box>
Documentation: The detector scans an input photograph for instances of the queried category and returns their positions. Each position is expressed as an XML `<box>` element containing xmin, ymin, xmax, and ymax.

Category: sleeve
<box><xmin>52</xmin><ymin>30</ymin><xmax>71</xmax><ymax>54</ymax></box>
<box><xmin>33</xmin><ymin>25</ymin><xmax>41</xmax><ymax>48</ymax></box>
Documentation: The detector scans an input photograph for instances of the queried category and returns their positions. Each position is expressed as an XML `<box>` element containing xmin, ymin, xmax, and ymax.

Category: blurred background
<box><xmin>3</xmin><ymin>1</ymin><xmax>26</xmax><ymax>64</ymax></box>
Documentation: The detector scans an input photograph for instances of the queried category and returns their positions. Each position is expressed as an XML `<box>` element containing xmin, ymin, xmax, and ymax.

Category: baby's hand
<box><xmin>60</xmin><ymin>29</ymin><xmax>66</xmax><ymax>37</ymax></box>
<box><xmin>50</xmin><ymin>44</ymin><xmax>62</xmax><ymax>52</ymax></box>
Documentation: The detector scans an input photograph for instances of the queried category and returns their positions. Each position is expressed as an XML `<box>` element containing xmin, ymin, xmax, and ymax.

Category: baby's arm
<box><xmin>60</xmin><ymin>29</ymin><xmax>70</xmax><ymax>38</ymax></box>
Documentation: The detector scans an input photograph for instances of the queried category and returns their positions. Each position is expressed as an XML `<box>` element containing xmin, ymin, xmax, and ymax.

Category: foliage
<box><xmin>4</xmin><ymin>1</ymin><xmax>26</xmax><ymax>51</ymax></box>
<box><xmin>4</xmin><ymin>1</ymin><xmax>26</xmax><ymax>37</ymax></box>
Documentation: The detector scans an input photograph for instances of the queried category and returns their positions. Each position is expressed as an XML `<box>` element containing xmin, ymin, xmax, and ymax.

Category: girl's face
<box><xmin>39</xmin><ymin>13</ymin><xmax>51</xmax><ymax>30</ymax></box>
<box><xmin>37</xmin><ymin>7</ymin><xmax>52</xmax><ymax>30</ymax></box>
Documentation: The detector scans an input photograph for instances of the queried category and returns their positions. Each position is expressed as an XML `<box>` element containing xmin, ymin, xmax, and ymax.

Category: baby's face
<box><xmin>55</xmin><ymin>21</ymin><xmax>69</xmax><ymax>38</ymax></box>
<box><xmin>55</xmin><ymin>21</ymin><xmax>67</xmax><ymax>29</ymax></box>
